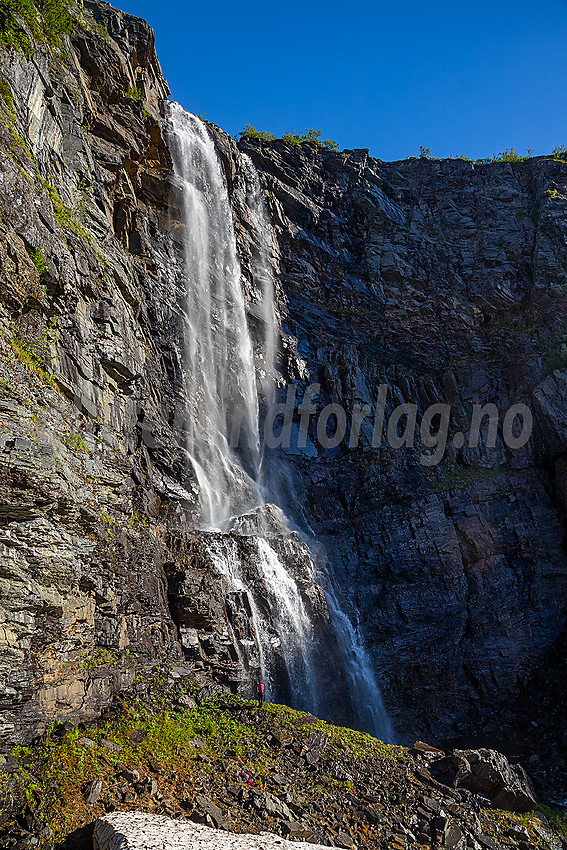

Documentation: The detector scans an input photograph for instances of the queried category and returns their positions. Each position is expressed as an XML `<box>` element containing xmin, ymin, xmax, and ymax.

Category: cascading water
<box><xmin>206</xmin><ymin>532</ymin><xmax>319</xmax><ymax>715</ymax></box>
<box><xmin>254</xmin><ymin>537</ymin><xmax>319</xmax><ymax>710</ymax></box>
<box><xmin>166</xmin><ymin>102</ymin><xmax>393</xmax><ymax>742</ymax></box>
<box><xmin>166</xmin><ymin>104</ymin><xmax>262</xmax><ymax>529</ymax></box>
<box><xmin>238</xmin><ymin>153</ymin><xmax>277</xmax><ymax>410</ymax></box>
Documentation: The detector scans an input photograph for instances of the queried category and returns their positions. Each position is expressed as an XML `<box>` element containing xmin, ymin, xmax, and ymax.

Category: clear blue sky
<box><xmin>118</xmin><ymin>0</ymin><xmax>567</xmax><ymax>161</ymax></box>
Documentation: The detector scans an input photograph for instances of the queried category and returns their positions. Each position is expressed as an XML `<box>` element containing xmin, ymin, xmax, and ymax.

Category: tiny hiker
<box><xmin>256</xmin><ymin>680</ymin><xmax>265</xmax><ymax>708</ymax></box>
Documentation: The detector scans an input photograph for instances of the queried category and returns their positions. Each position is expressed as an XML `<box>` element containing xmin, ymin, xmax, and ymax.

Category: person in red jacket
<box><xmin>256</xmin><ymin>681</ymin><xmax>265</xmax><ymax>708</ymax></box>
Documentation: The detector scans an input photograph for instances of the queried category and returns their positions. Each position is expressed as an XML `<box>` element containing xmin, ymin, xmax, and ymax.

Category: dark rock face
<box><xmin>239</xmin><ymin>137</ymin><xmax>567</xmax><ymax>744</ymax></box>
<box><xmin>0</xmin><ymin>0</ymin><xmax>566</xmax><ymax>762</ymax></box>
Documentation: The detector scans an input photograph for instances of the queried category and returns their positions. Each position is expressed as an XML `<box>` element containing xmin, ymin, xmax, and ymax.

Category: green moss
<box><xmin>8</xmin><ymin>687</ymin><xmax>564</xmax><ymax>850</ymax></box>
<box><xmin>79</xmin><ymin>648</ymin><xmax>122</xmax><ymax>670</ymax></box>
<box><xmin>0</xmin><ymin>78</ymin><xmax>15</xmax><ymax>118</ymax></box>
<box><xmin>124</xmin><ymin>85</ymin><xmax>143</xmax><ymax>101</ymax></box>
<box><xmin>36</xmin><ymin>0</ymin><xmax>73</xmax><ymax>46</ymax></box>
<box><xmin>62</xmin><ymin>429</ymin><xmax>90</xmax><ymax>453</ymax></box>
<box><xmin>25</xmin><ymin>244</ymin><xmax>48</xmax><ymax>275</ymax></box>
<box><xmin>0</xmin><ymin>108</ymin><xmax>94</xmax><ymax>243</ymax></box>
<box><xmin>127</xmin><ymin>511</ymin><xmax>148</xmax><ymax>530</ymax></box>
<box><xmin>8</xmin><ymin>315</ymin><xmax>58</xmax><ymax>388</ymax></box>
<box><xmin>10</xmin><ymin>334</ymin><xmax>56</xmax><ymax>387</ymax></box>
<box><xmin>92</xmin><ymin>19</ymin><xmax>109</xmax><ymax>40</ymax></box>
<box><xmin>0</xmin><ymin>0</ymin><xmax>73</xmax><ymax>56</ymax></box>
<box><xmin>7</xmin><ymin>690</ymin><xmax>402</xmax><ymax>846</ymax></box>
<box><xmin>0</xmin><ymin>0</ymin><xmax>34</xmax><ymax>55</ymax></box>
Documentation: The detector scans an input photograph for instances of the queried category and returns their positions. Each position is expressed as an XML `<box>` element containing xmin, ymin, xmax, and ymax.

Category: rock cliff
<box><xmin>0</xmin><ymin>0</ymin><xmax>565</xmax><ymax>787</ymax></box>
<box><xmin>237</xmin><ymin>137</ymin><xmax>567</xmax><ymax>751</ymax></box>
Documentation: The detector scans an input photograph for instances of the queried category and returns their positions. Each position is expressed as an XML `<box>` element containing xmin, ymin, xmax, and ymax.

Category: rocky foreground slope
<box><xmin>1</xmin><ymin>675</ymin><xmax>566</xmax><ymax>849</ymax></box>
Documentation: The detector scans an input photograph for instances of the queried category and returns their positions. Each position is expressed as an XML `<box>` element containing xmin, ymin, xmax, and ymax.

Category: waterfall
<box><xmin>166</xmin><ymin>104</ymin><xmax>262</xmax><ymax>529</ymax></box>
<box><xmin>324</xmin><ymin>581</ymin><xmax>394</xmax><ymax>740</ymax></box>
<box><xmin>238</xmin><ymin>153</ymin><xmax>277</xmax><ymax>408</ymax></box>
<box><xmin>166</xmin><ymin>102</ymin><xmax>393</xmax><ymax>742</ymax></box>
<box><xmin>206</xmin><ymin>533</ymin><xmax>319</xmax><ymax>715</ymax></box>
<box><xmin>254</xmin><ymin>537</ymin><xmax>319</xmax><ymax>711</ymax></box>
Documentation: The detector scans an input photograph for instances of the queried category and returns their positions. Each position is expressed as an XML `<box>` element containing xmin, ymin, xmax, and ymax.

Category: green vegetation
<box><xmin>7</xmin><ymin>690</ymin><xmax>400</xmax><ymax>847</ymax></box>
<box><xmin>543</xmin><ymin>188</ymin><xmax>567</xmax><ymax>201</ymax></box>
<box><xmin>99</xmin><ymin>509</ymin><xmax>150</xmax><ymax>540</ymax></box>
<box><xmin>10</xmin><ymin>333</ymin><xmax>56</xmax><ymax>387</ymax></box>
<box><xmin>9</xmin><ymin>316</ymin><xmax>58</xmax><ymax>387</ymax></box>
<box><xmin>552</xmin><ymin>144</ymin><xmax>567</xmax><ymax>161</ymax></box>
<box><xmin>492</xmin><ymin>146</ymin><xmax>533</xmax><ymax>162</ymax></box>
<box><xmin>93</xmin><ymin>19</ymin><xmax>109</xmax><ymax>41</ymax></box>
<box><xmin>418</xmin><ymin>145</ymin><xmax>437</xmax><ymax>159</ymax></box>
<box><xmin>240</xmin><ymin>125</ymin><xmax>339</xmax><ymax>151</ymax></box>
<box><xmin>0</xmin><ymin>105</ymin><xmax>95</xmax><ymax>241</ymax></box>
<box><xmin>62</xmin><ymin>429</ymin><xmax>90</xmax><ymax>453</ymax></box>
<box><xmin>79</xmin><ymin>648</ymin><xmax>122</xmax><ymax>671</ymax></box>
<box><xmin>239</xmin><ymin>124</ymin><xmax>276</xmax><ymax>142</ymax></box>
<box><xmin>431</xmin><ymin>463</ymin><xmax>504</xmax><ymax>494</ymax></box>
<box><xmin>544</xmin><ymin>341</ymin><xmax>567</xmax><ymax>374</ymax></box>
<box><xmin>37</xmin><ymin>0</ymin><xmax>73</xmax><ymax>45</ymax></box>
<box><xmin>124</xmin><ymin>85</ymin><xmax>143</xmax><ymax>101</ymax></box>
<box><xmin>410</xmin><ymin>146</ymin><xmax>537</xmax><ymax>164</ymax></box>
<box><xmin>4</xmin><ymin>685</ymin><xmax>564</xmax><ymax>850</ymax></box>
<box><xmin>127</xmin><ymin>510</ymin><xmax>148</xmax><ymax>530</ymax></box>
<box><xmin>0</xmin><ymin>78</ymin><xmax>15</xmax><ymax>117</ymax></box>
<box><xmin>540</xmin><ymin>805</ymin><xmax>567</xmax><ymax>840</ymax></box>
<box><xmin>0</xmin><ymin>0</ymin><xmax>73</xmax><ymax>56</ymax></box>
<box><xmin>282</xmin><ymin>128</ymin><xmax>339</xmax><ymax>150</ymax></box>
<box><xmin>25</xmin><ymin>244</ymin><xmax>48</xmax><ymax>275</ymax></box>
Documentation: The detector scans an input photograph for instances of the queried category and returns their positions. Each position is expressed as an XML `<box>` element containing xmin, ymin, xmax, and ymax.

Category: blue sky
<box><xmin>118</xmin><ymin>0</ymin><xmax>567</xmax><ymax>161</ymax></box>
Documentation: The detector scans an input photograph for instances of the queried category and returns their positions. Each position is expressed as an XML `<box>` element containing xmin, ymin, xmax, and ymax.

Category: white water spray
<box><xmin>239</xmin><ymin>153</ymin><xmax>277</xmax><ymax>406</ymax></box>
<box><xmin>167</xmin><ymin>104</ymin><xmax>262</xmax><ymax>528</ymax></box>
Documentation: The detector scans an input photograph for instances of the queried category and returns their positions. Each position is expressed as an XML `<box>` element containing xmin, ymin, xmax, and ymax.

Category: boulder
<box><xmin>85</xmin><ymin>779</ymin><xmax>103</xmax><ymax>806</ymax></box>
<box><xmin>430</xmin><ymin>748</ymin><xmax>538</xmax><ymax>812</ymax></box>
<box><xmin>411</xmin><ymin>740</ymin><xmax>446</xmax><ymax>760</ymax></box>
<box><xmin>253</xmin><ymin>791</ymin><xmax>294</xmax><ymax>821</ymax></box>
